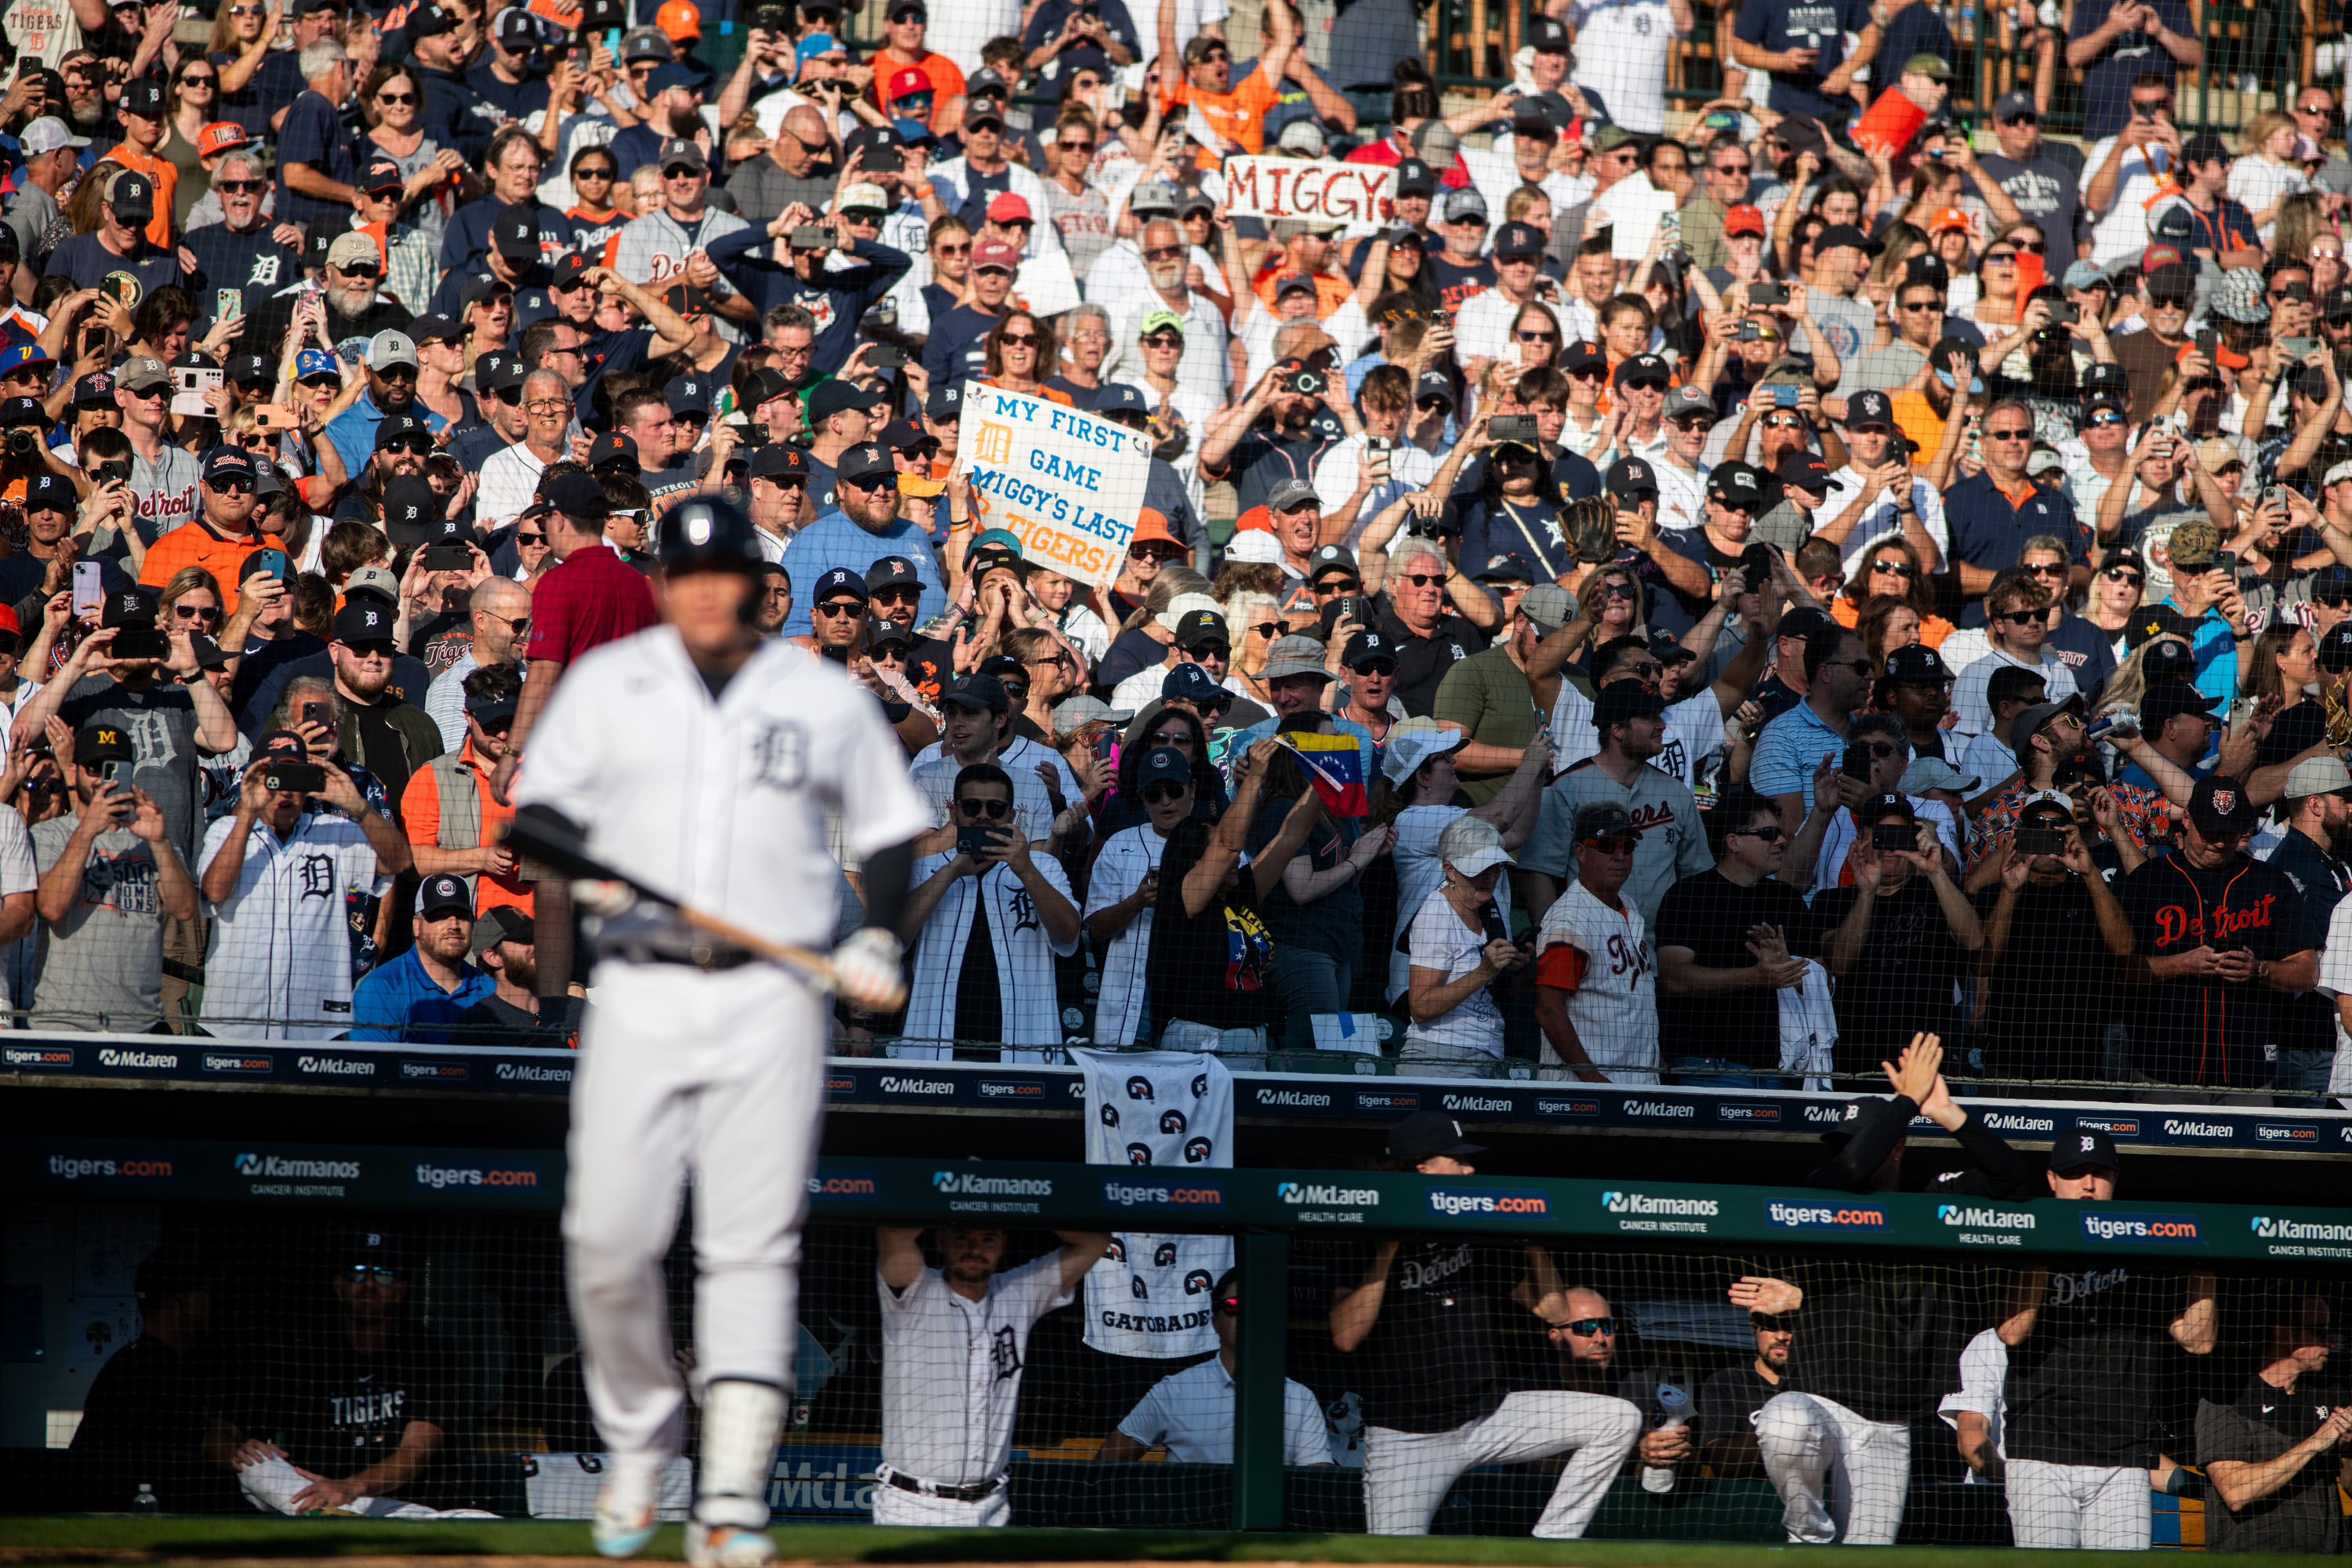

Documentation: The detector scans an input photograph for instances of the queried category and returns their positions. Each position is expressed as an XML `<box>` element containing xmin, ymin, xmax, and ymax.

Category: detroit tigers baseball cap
<box><xmin>333</xmin><ymin>600</ymin><xmax>397</xmax><ymax>646</ymax></box>
<box><xmin>811</xmin><ymin>566</ymin><xmax>869</xmax><ymax>605</ymax></box>
<box><xmin>2187</xmin><ymin>775</ymin><xmax>2258</xmax><ymax>837</ymax></box>
<box><xmin>2050</xmin><ymin>1127</ymin><xmax>2119</xmax><ymax>1174</ymax></box>
<box><xmin>1824</xmin><ymin>1094</ymin><xmax>1907</xmax><ymax>1145</ymax></box>
<box><xmin>416</xmin><ymin>873</ymin><xmax>473</xmax><ymax>920</ymax></box>
<box><xmin>1606</xmin><ymin>457</ymin><xmax>1657</xmax><ymax>499</ymax></box>
<box><xmin>1385</xmin><ymin>1110</ymin><xmax>1485</xmax><ymax>1163</ymax></box>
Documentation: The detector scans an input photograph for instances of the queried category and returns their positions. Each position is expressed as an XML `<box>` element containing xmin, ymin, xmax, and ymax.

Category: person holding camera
<box><xmin>2115</xmin><ymin>774</ymin><xmax>2321</xmax><ymax>1087</ymax></box>
<box><xmin>895</xmin><ymin>758</ymin><xmax>1081</xmax><ymax>1058</ymax></box>
<box><xmin>706</xmin><ymin>200</ymin><xmax>912</xmax><ymax>374</ymax></box>
<box><xmin>1970</xmin><ymin>786</ymin><xmax>2135</xmax><ymax>1082</ymax></box>
<box><xmin>197</xmin><ymin>727</ymin><xmax>410</xmax><ymax>1039</ymax></box>
<box><xmin>27</xmin><ymin>720</ymin><xmax>200</xmax><ymax>1032</ymax></box>
<box><xmin>1811</xmin><ymin>793</ymin><xmax>1983</xmax><ymax>1069</ymax></box>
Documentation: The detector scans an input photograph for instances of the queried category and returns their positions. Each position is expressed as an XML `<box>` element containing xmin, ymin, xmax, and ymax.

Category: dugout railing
<box><xmin>5</xmin><ymin>1142</ymin><xmax>2350</xmax><ymax>1541</ymax></box>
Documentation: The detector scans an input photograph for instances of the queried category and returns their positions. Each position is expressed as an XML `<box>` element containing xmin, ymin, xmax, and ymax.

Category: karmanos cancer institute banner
<box><xmin>960</xmin><ymin>387</ymin><xmax>1154</xmax><ymax>589</ymax></box>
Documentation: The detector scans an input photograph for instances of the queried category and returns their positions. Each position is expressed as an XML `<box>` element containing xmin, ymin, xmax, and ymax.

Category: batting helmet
<box><xmin>659</xmin><ymin>496</ymin><xmax>764</xmax><ymax>577</ymax></box>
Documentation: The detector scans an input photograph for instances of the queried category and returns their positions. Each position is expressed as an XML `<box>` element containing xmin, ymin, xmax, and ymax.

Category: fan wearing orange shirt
<box><xmin>1156</xmin><ymin>0</ymin><xmax>1296</xmax><ymax>158</ymax></box>
<box><xmin>103</xmin><ymin>79</ymin><xmax>181</xmax><ymax>252</ymax></box>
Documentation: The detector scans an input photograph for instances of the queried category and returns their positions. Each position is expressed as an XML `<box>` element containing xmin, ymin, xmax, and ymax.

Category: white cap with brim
<box><xmin>1382</xmin><ymin>721</ymin><xmax>1468</xmax><ymax>784</ymax></box>
<box><xmin>1437</xmin><ymin>813</ymin><xmax>1514</xmax><ymax>878</ymax></box>
<box><xmin>1156</xmin><ymin>591</ymin><xmax>1221</xmax><ymax>630</ymax></box>
<box><xmin>1900</xmin><ymin>757</ymin><xmax>1981</xmax><ymax>795</ymax></box>
<box><xmin>2286</xmin><ymin>753</ymin><xmax>2352</xmax><ymax>800</ymax></box>
<box><xmin>21</xmin><ymin>117</ymin><xmax>89</xmax><ymax>154</ymax></box>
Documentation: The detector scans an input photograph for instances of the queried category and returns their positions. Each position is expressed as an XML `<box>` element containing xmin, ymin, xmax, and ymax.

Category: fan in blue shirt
<box><xmin>349</xmin><ymin>877</ymin><xmax>496</xmax><ymax>1044</ymax></box>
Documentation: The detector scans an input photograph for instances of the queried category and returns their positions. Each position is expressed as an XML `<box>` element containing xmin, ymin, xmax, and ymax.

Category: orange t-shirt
<box><xmin>398</xmin><ymin>740</ymin><xmax>532</xmax><ymax>917</ymax></box>
<box><xmin>1160</xmin><ymin>67</ymin><xmax>1282</xmax><ymax>157</ymax></box>
<box><xmin>99</xmin><ymin>147</ymin><xmax>178</xmax><ymax>250</ymax></box>
<box><xmin>869</xmin><ymin>49</ymin><xmax>965</xmax><ymax>125</ymax></box>
<box><xmin>1889</xmin><ymin>390</ymin><xmax>1948</xmax><ymax>464</ymax></box>
<box><xmin>982</xmin><ymin>376</ymin><xmax>1073</xmax><ymax>407</ymax></box>
<box><xmin>1250</xmin><ymin>263</ymin><xmax>1353</xmax><ymax>321</ymax></box>
<box><xmin>139</xmin><ymin>522</ymin><xmax>262</xmax><ymax>612</ymax></box>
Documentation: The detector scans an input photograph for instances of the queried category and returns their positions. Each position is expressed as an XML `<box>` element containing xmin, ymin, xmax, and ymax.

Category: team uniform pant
<box><xmin>2005</xmin><ymin>1458</ymin><xmax>2151</xmax><ymax>1550</ymax></box>
<box><xmin>564</xmin><ymin>961</ymin><xmax>827</xmax><ymax>1468</ymax></box>
<box><xmin>869</xmin><ymin>1474</ymin><xmax>1013</xmax><ymax>1528</ymax></box>
<box><xmin>1754</xmin><ymin>1392</ymin><xmax>1912</xmax><ymax>1545</ymax></box>
<box><xmin>1363</xmin><ymin>1391</ymin><xmax>1642</xmax><ymax>1538</ymax></box>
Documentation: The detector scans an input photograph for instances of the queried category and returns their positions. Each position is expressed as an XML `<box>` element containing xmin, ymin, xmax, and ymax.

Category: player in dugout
<box><xmin>1330</xmin><ymin>1111</ymin><xmax>1642</xmax><ymax>1538</ymax></box>
<box><xmin>1099</xmin><ymin>1265</ymin><xmax>1334</xmax><ymax>1466</ymax></box>
<box><xmin>1995</xmin><ymin>1127</ymin><xmax>2218</xmax><ymax>1550</ymax></box>
<box><xmin>1726</xmin><ymin>1033</ymin><xmax>2016</xmax><ymax>1545</ymax></box>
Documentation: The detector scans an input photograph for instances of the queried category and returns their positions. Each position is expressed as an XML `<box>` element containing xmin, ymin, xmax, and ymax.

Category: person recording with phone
<box><xmin>27</xmin><ymin>720</ymin><xmax>200</xmax><ymax>1032</ymax></box>
<box><xmin>895</xmin><ymin>757</ymin><xmax>1083</xmax><ymax>1058</ymax></box>
<box><xmin>1810</xmin><ymin>793</ymin><xmax>1983</xmax><ymax>1068</ymax></box>
<box><xmin>15</xmin><ymin>584</ymin><xmax>240</xmax><ymax>901</ymax></box>
<box><xmin>197</xmin><ymin>728</ymin><xmax>410</xmax><ymax>1040</ymax></box>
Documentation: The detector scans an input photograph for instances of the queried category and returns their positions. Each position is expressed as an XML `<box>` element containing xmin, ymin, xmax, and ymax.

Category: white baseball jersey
<box><xmin>1084</xmin><ymin>824</ymin><xmax>1168</xmax><ymax>1046</ymax></box>
<box><xmin>611</xmin><ymin>207</ymin><xmax>751</xmax><ymax>296</ymax></box>
<box><xmin>1534</xmin><ymin>880</ymin><xmax>1660</xmax><ymax>1080</ymax></box>
<box><xmin>1951</xmin><ymin>648</ymin><xmax>2078</xmax><ymax>738</ymax></box>
<box><xmin>0</xmin><ymin>807</ymin><xmax>41</xmax><ymax>1019</ymax></box>
<box><xmin>1116</xmin><ymin>1357</ymin><xmax>1331</xmax><ymax>1465</ymax></box>
<box><xmin>1817</xmin><ymin>466</ymin><xmax>1949</xmax><ymax>573</ymax></box>
<box><xmin>2308</xmin><ymin>898</ymin><xmax>2352</xmax><ymax>1098</ymax></box>
<box><xmin>197</xmin><ymin>811</ymin><xmax>391</xmax><ymax>1039</ymax></box>
<box><xmin>1937</xmin><ymin>1327</ymin><xmax>2009</xmax><ymax>1486</ymax></box>
<box><xmin>878</xmin><ymin>1251</ymin><xmax>1073</xmax><ymax>1486</ymax></box>
<box><xmin>898</xmin><ymin>852</ymin><xmax>1080</xmax><ymax>1055</ymax></box>
<box><xmin>515</xmin><ymin>632</ymin><xmax>931</xmax><ymax>953</ymax></box>
<box><xmin>1550</xmin><ymin>684</ymin><xmax>1722</xmax><ymax>789</ymax></box>
<box><xmin>909</xmin><ymin>736</ymin><xmax>1080</xmax><ymax>838</ymax></box>
<box><xmin>475</xmin><ymin>441</ymin><xmax>550</xmax><ymax>532</ymax></box>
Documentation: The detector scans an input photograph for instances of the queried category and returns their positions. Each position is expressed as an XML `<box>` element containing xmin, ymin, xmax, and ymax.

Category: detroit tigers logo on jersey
<box><xmin>989</xmin><ymin>1324</ymin><xmax>1022</xmax><ymax>1380</ymax></box>
<box><xmin>751</xmin><ymin>722</ymin><xmax>808</xmax><ymax>790</ymax></box>
<box><xmin>297</xmin><ymin>855</ymin><xmax>337</xmax><ymax>899</ymax></box>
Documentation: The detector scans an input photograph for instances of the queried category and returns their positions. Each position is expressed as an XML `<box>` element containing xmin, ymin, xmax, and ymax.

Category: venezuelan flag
<box><xmin>1280</xmin><ymin>731</ymin><xmax>1368</xmax><ymax>818</ymax></box>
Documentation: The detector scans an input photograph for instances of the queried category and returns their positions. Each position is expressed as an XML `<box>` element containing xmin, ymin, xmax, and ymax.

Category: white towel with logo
<box><xmin>1073</xmin><ymin>1048</ymin><xmax>1236</xmax><ymax>1359</ymax></box>
<box><xmin>521</xmin><ymin>1454</ymin><xmax>695</xmax><ymax>1520</ymax></box>
<box><xmin>237</xmin><ymin>1453</ymin><xmax>499</xmax><ymax>1518</ymax></box>
<box><xmin>1777</xmin><ymin>959</ymin><xmax>1838</xmax><ymax>1092</ymax></box>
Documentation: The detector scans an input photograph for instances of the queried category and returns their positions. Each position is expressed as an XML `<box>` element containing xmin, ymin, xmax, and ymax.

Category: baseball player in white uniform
<box><xmin>873</xmin><ymin>1225</ymin><xmax>1111</xmax><ymax>1526</ymax></box>
<box><xmin>1531</xmin><ymin>803</ymin><xmax>1661</xmax><ymax>1083</ymax></box>
<box><xmin>1100</xmin><ymin>1267</ymin><xmax>1334</xmax><ymax>1466</ymax></box>
<box><xmin>516</xmin><ymin>498</ymin><xmax>928</xmax><ymax>1568</ymax></box>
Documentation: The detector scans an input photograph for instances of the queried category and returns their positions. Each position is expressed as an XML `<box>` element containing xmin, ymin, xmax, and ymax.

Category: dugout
<box><xmin>2</xmin><ymin>1145</ymin><xmax>2347</xmax><ymax>1546</ymax></box>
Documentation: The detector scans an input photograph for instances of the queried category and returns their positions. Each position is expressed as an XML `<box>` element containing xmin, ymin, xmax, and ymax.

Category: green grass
<box><xmin>0</xmin><ymin>1519</ymin><xmax>2300</xmax><ymax>1567</ymax></box>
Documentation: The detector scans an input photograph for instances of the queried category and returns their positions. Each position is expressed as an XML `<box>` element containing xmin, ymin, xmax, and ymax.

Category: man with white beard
<box><xmin>1100</xmin><ymin>216</ymin><xmax>1230</xmax><ymax>406</ymax></box>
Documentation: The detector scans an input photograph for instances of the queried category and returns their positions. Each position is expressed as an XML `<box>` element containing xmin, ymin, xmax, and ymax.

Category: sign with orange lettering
<box><xmin>1221</xmin><ymin>158</ymin><xmax>1397</xmax><ymax>226</ymax></box>
<box><xmin>960</xmin><ymin>388</ymin><xmax>1152</xmax><ymax>589</ymax></box>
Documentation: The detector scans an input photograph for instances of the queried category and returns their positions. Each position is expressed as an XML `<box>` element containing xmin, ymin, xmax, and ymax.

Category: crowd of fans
<box><xmin>0</xmin><ymin>0</ymin><xmax>2344</xmax><ymax>1096</ymax></box>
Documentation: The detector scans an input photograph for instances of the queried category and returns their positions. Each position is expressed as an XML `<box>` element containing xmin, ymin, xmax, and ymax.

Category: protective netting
<box><xmin>13</xmin><ymin>1200</ymin><xmax>2349</xmax><ymax>1548</ymax></box>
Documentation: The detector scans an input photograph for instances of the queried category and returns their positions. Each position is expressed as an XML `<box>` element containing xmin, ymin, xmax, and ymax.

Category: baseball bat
<box><xmin>497</xmin><ymin>812</ymin><xmax>839</xmax><ymax>989</ymax></box>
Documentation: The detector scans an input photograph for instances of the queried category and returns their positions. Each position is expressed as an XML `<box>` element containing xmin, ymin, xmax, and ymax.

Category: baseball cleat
<box><xmin>685</xmin><ymin>1522</ymin><xmax>777</xmax><ymax>1568</ymax></box>
<box><xmin>591</xmin><ymin>1475</ymin><xmax>659</xmax><ymax>1558</ymax></box>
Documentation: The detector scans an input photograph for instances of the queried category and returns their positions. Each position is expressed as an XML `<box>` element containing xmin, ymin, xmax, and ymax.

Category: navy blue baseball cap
<box><xmin>1494</xmin><ymin>221</ymin><xmax>1545</xmax><ymax>258</ymax></box>
<box><xmin>23</xmin><ymin>473</ymin><xmax>73</xmax><ymax>513</ymax></box>
<box><xmin>1163</xmin><ymin>662</ymin><xmax>1226</xmax><ymax>702</ymax></box>
<box><xmin>811</xmin><ymin>566</ymin><xmax>869</xmax><ymax>604</ymax></box>
<box><xmin>1476</xmin><ymin>551</ymin><xmax>1537</xmax><ymax>583</ymax></box>
<box><xmin>942</xmin><ymin>673</ymin><xmax>1009</xmax><ymax>710</ymax></box>
<box><xmin>1096</xmin><ymin>382</ymin><xmax>1149</xmax><ymax>416</ymax></box>
<box><xmin>2051</xmin><ymin>1127</ymin><xmax>2119</xmax><ymax>1174</ymax></box>
<box><xmin>666</xmin><ymin>375</ymin><xmax>713</xmax><ymax>416</ymax></box>
<box><xmin>1137</xmin><ymin>746</ymin><xmax>1191</xmax><ymax>788</ymax></box>
<box><xmin>927</xmin><ymin>382</ymin><xmax>964</xmax><ymax>420</ymax></box>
